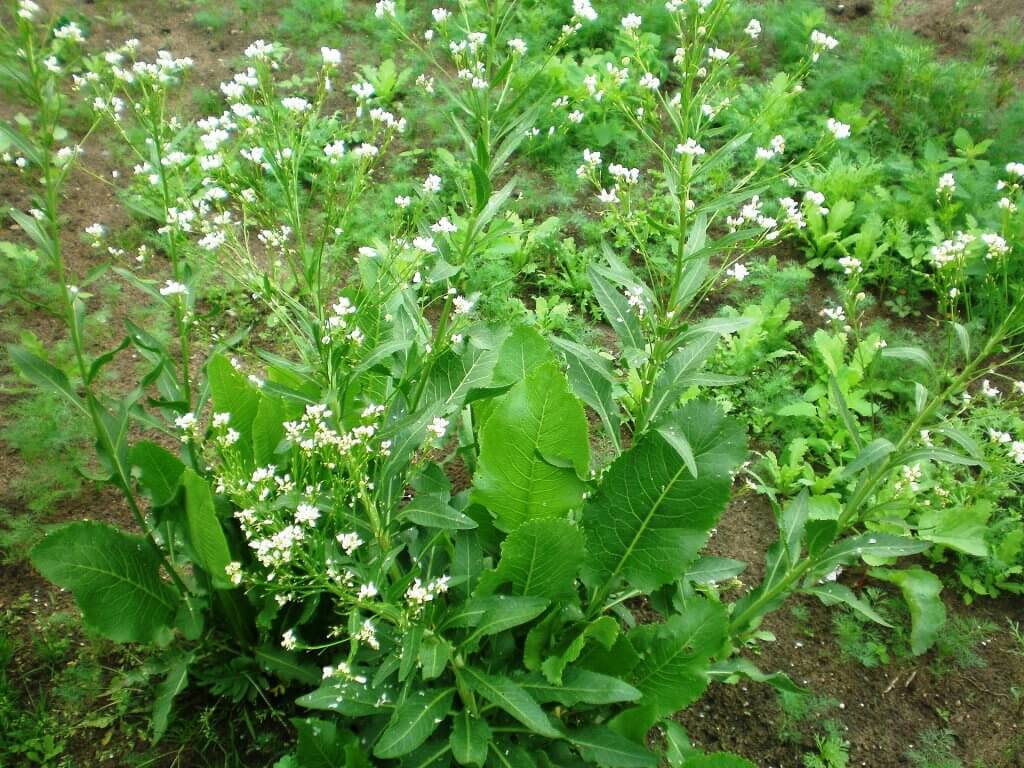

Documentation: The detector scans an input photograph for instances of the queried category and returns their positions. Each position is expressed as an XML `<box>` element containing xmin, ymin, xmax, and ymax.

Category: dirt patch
<box><xmin>680</xmin><ymin>494</ymin><xmax>1024</xmax><ymax>767</ymax></box>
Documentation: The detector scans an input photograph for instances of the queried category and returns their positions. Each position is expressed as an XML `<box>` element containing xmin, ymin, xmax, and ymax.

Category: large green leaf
<box><xmin>31</xmin><ymin>522</ymin><xmax>179</xmax><ymax>643</ymax></box>
<box><xmin>582</xmin><ymin>402</ymin><xmax>744</xmax><ymax>593</ymax></box>
<box><xmin>917</xmin><ymin>504</ymin><xmax>989</xmax><ymax>557</ymax></box>
<box><xmin>8</xmin><ymin>344</ymin><xmax>86</xmax><ymax>415</ymax></box>
<box><xmin>461</xmin><ymin>667</ymin><xmax>560</xmax><ymax>738</ymax></box>
<box><xmin>182</xmin><ymin>469</ymin><xmax>233</xmax><ymax>586</ymax></box>
<box><xmin>374</xmin><ymin>688</ymin><xmax>455</xmax><ymax>758</ymax></box>
<box><xmin>473</xmin><ymin>362</ymin><xmax>589</xmax><ymax>531</ymax></box>
<box><xmin>552</xmin><ymin>336</ymin><xmax>621</xmax><ymax>453</ymax></box>
<box><xmin>491</xmin><ymin>325</ymin><xmax>558</xmax><ymax>389</ymax></box>
<box><xmin>629</xmin><ymin>599</ymin><xmax>727</xmax><ymax>717</ymax></box>
<box><xmin>478</xmin><ymin>518</ymin><xmax>583</xmax><ymax>600</ymax></box>
<box><xmin>872</xmin><ymin>567</ymin><xmax>945</xmax><ymax>655</ymax></box>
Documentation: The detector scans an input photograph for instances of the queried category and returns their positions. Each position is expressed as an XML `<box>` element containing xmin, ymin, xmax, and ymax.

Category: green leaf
<box><xmin>473</xmin><ymin>362</ymin><xmax>589</xmax><ymax>531</ymax></box>
<box><xmin>582</xmin><ymin>402</ymin><xmax>744</xmax><ymax>593</ymax></box>
<box><xmin>294</xmin><ymin>717</ymin><xmax>357</xmax><ymax>768</ymax></box>
<box><xmin>569</xmin><ymin>726</ymin><xmax>657</xmax><ymax>767</ymax></box>
<box><xmin>588</xmin><ymin>265</ymin><xmax>644</xmax><ymax>354</ymax></box>
<box><xmin>552</xmin><ymin>336</ymin><xmax>621</xmax><ymax>453</ymax></box>
<box><xmin>480</xmin><ymin>518</ymin><xmax>583</xmax><ymax>600</ymax></box>
<box><xmin>152</xmin><ymin>654</ymin><xmax>191</xmax><ymax>743</ymax></box>
<box><xmin>463</xmin><ymin>595</ymin><xmax>550</xmax><ymax>646</ymax></box>
<box><xmin>492</xmin><ymin>326</ymin><xmax>558</xmax><ymax>389</ymax></box>
<box><xmin>540</xmin><ymin>616</ymin><xmax>619</xmax><ymax>685</ymax></box>
<box><xmin>813</xmin><ymin>534</ymin><xmax>927</xmax><ymax>576</ymax></box>
<box><xmin>419</xmin><ymin>636</ymin><xmax>452</xmax><ymax>681</ymax></box>
<box><xmin>646</xmin><ymin>333</ymin><xmax>719</xmax><ymax>428</ymax></box>
<box><xmin>461</xmin><ymin>668</ymin><xmax>560</xmax><ymax>738</ymax></box>
<box><xmin>208</xmin><ymin>354</ymin><xmax>260</xmax><ymax>464</ymax></box>
<box><xmin>297</xmin><ymin>679</ymin><xmax>396</xmax><ymax>716</ymax></box>
<box><xmin>129</xmin><ymin>442</ymin><xmax>185</xmax><ymax>507</ymax></box>
<box><xmin>871</xmin><ymin>567</ymin><xmax>946</xmax><ymax>655</ymax></box>
<box><xmin>8</xmin><ymin>345</ymin><xmax>87</xmax><ymax>415</ymax></box>
<box><xmin>841</xmin><ymin>438</ymin><xmax>895</xmax><ymax>478</ymax></box>
<box><xmin>881</xmin><ymin>345</ymin><xmax>934</xmax><ymax>374</ymax></box>
<box><xmin>253</xmin><ymin>645</ymin><xmax>320</xmax><ymax>685</ymax></box>
<box><xmin>373</xmin><ymin>688</ymin><xmax>454</xmax><ymax>759</ymax></box>
<box><xmin>402</xmin><ymin>494</ymin><xmax>478</xmax><ymax>530</ymax></box>
<box><xmin>629</xmin><ymin>599</ymin><xmax>727</xmax><ymax>717</ymax></box>
<box><xmin>917</xmin><ymin>504</ymin><xmax>989</xmax><ymax>557</ymax></box>
<box><xmin>804</xmin><ymin>583</ymin><xmax>892</xmax><ymax>627</ymax></box>
<box><xmin>31</xmin><ymin>522</ymin><xmax>179</xmax><ymax>644</ymax></box>
<box><xmin>182</xmin><ymin>469</ymin><xmax>233</xmax><ymax>586</ymax></box>
<box><xmin>450</xmin><ymin>710</ymin><xmax>490</xmax><ymax>766</ymax></box>
<box><xmin>522</xmin><ymin>668</ymin><xmax>641</xmax><ymax>706</ymax></box>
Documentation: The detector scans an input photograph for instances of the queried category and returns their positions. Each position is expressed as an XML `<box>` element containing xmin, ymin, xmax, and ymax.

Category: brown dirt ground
<box><xmin>679</xmin><ymin>493</ymin><xmax>1024</xmax><ymax>767</ymax></box>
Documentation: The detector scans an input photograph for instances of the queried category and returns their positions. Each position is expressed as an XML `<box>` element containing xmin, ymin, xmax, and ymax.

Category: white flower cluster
<box><xmin>988</xmin><ymin>428</ymin><xmax>1024</xmax><ymax>465</ymax></box>
<box><xmin>405</xmin><ymin>575</ymin><xmax>450</xmax><ymax>611</ymax></box>
<box><xmin>929</xmin><ymin>231</ymin><xmax>974</xmax><ymax>269</ymax></box>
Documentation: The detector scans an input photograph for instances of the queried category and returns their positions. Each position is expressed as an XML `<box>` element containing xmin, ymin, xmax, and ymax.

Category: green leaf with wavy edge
<box><xmin>207</xmin><ymin>354</ymin><xmax>260</xmax><ymax>465</ymax></box>
<box><xmin>373</xmin><ymin>688</ymin><xmax>454</xmax><ymax>758</ymax></box>
<box><xmin>629</xmin><ymin>598</ymin><xmax>727</xmax><ymax>717</ymax></box>
<box><xmin>872</xmin><ymin>567</ymin><xmax>946</xmax><ymax>655</ymax></box>
<box><xmin>31</xmin><ymin>522</ymin><xmax>179</xmax><ymax>644</ymax></box>
<box><xmin>582</xmin><ymin>401</ymin><xmax>745</xmax><ymax>594</ymax></box>
<box><xmin>477</xmin><ymin>518</ymin><xmax>583</xmax><ymax>601</ymax></box>
<box><xmin>473</xmin><ymin>362</ymin><xmax>589</xmax><ymax>532</ymax></box>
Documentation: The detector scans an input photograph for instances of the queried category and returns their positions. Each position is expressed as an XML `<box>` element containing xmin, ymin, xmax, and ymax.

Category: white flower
<box><xmin>573</xmin><ymin>0</ymin><xmax>598</xmax><ymax>22</ymax></box>
<box><xmin>395</xmin><ymin>195</ymin><xmax>411</xmax><ymax>208</ymax></box>
<box><xmin>597</xmin><ymin>187</ymin><xmax>620</xmax><ymax>204</ymax></box>
<box><xmin>431</xmin><ymin>216</ymin><xmax>458</xmax><ymax>234</ymax></box>
<box><xmin>810</xmin><ymin>29</ymin><xmax>839</xmax><ymax>61</ymax></box>
<box><xmin>568</xmin><ymin>110</ymin><xmax>584</xmax><ymax>123</ymax></box>
<box><xmin>675</xmin><ymin>138</ymin><xmax>706</xmax><ymax>156</ymax></box>
<box><xmin>337</xmin><ymin>531</ymin><xmax>364</xmax><ymax>555</ymax></box>
<box><xmin>427</xmin><ymin>417</ymin><xmax>449</xmax><ymax>440</ymax></box>
<box><xmin>936</xmin><ymin>172</ymin><xmax>956</xmax><ymax>196</ymax></box>
<box><xmin>358</xmin><ymin>582</ymin><xmax>378</xmax><ymax>600</ymax></box>
<box><xmin>160</xmin><ymin>280</ymin><xmax>188</xmax><ymax>297</ymax></box>
<box><xmin>423</xmin><ymin>174</ymin><xmax>442</xmax><ymax>194</ymax></box>
<box><xmin>639</xmin><ymin>72</ymin><xmax>660</xmax><ymax>91</ymax></box>
<box><xmin>324</xmin><ymin>140</ymin><xmax>346</xmax><ymax>162</ymax></box>
<box><xmin>838</xmin><ymin>256</ymin><xmax>862</xmax><ymax>274</ymax></box>
<box><xmin>296</xmin><ymin>503</ymin><xmax>321</xmax><ymax>526</ymax></box>
<box><xmin>621</xmin><ymin>13</ymin><xmax>642</xmax><ymax>31</ymax></box>
<box><xmin>508</xmin><ymin>38</ymin><xmax>527</xmax><ymax>55</ymax></box>
<box><xmin>224</xmin><ymin>561</ymin><xmax>243</xmax><ymax>586</ymax></box>
<box><xmin>375</xmin><ymin>0</ymin><xmax>396</xmax><ymax>18</ymax></box>
<box><xmin>432</xmin><ymin>8</ymin><xmax>451</xmax><ymax>23</ymax></box>
<box><xmin>281</xmin><ymin>97</ymin><xmax>310</xmax><ymax>113</ymax></box>
<box><xmin>281</xmin><ymin>629</ymin><xmax>297</xmax><ymax>650</ymax></box>
<box><xmin>708</xmin><ymin>47</ymin><xmax>730</xmax><ymax>62</ymax></box>
<box><xmin>54</xmin><ymin>22</ymin><xmax>86</xmax><ymax>42</ymax></box>
<box><xmin>413</xmin><ymin>236</ymin><xmax>437</xmax><ymax>253</ymax></box>
<box><xmin>321</xmin><ymin>47</ymin><xmax>342</xmax><ymax>66</ymax></box>
<box><xmin>826</xmin><ymin>118</ymin><xmax>851</xmax><ymax>140</ymax></box>
<box><xmin>1013</xmin><ymin>381</ymin><xmax>1024</xmax><ymax>395</ymax></box>
<box><xmin>452</xmin><ymin>295</ymin><xmax>474</xmax><ymax>315</ymax></box>
<box><xmin>745</xmin><ymin>19</ymin><xmax>762</xmax><ymax>39</ymax></box>
<box><xmin>726</xmin><ymin>263</ymin><xmax>749</xmax><ymax>281</ymax></box>
<box><xmin>980</xmin><ymin>379</ymin><xmax>1001</xmax><ymax>399</ymax></box>
<box><xmin>1010</xmin><ymin>441</ymin><xmax>1024</xmax><ymax>465</ymax></box>
<box><xmin>85</xmin><ymin>223</ymin><xmax>106</xmax><ymax>240</ymax></box>
<box><xmin>980</xmin><ymin>233</ymin><xmax>1009</xmax><ymax>259</ymax></box>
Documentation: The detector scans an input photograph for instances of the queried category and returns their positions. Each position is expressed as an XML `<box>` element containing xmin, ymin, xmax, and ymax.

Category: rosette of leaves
<box><xmin>276</xmin><ymin>325</ymin><xmax>754</xmax><ymax>767</ymax></box>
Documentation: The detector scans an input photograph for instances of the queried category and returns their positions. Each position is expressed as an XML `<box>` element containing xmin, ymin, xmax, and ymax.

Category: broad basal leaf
<box><xmin>569</xmin><ymin>726</ymin><xmax>657</xmax><ymax>767</ymax></box>
<box><xmin>129</xmin><ymin>442</ymin><xmax>185</xmax><ymax>507</ymax></box>
<box><xmin>872</xmin><ymin>567</ymin><xmax>946</xmax><ymax>655</ymax></box>
<box><xmin>629</xmin><ymin>598</ymin><xmax>727</xmax><ymax>717</ymax></box>
<box><xmin>473</xmin><ymin>362</ymin><xmax>589</xmax><ymax>531</ymax></box>
<box><xmin>31</xmin><ymin>522</ymin><xmax>179</xmax><ymax>644</ymax></box>
<box><xmin>582</xmin><ymin>401</ymin><xmax>744</xmax><ymax>593</ymax></box>
<box><xmin>208</xmin><ymin>354</ymin><xmax>260</xmax><ymax>464</ymax></box>
<box><xmin>478</xmin><ymin>518</ymin><xmax>583</xmax><ymax>600</ymax></box>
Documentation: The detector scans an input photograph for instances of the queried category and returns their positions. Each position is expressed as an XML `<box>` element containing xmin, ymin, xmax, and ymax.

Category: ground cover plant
<box><xmin>1</xmin><ymin>0</ymin><xmax>1022</xmax><ymax>766</ymax></box>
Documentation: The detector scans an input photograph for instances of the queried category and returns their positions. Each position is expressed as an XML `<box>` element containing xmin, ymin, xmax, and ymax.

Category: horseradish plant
<box><xmin>6</xmin><ymin>1</ymin><xmax>1022</xmax><ymax>766</ymax></box>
